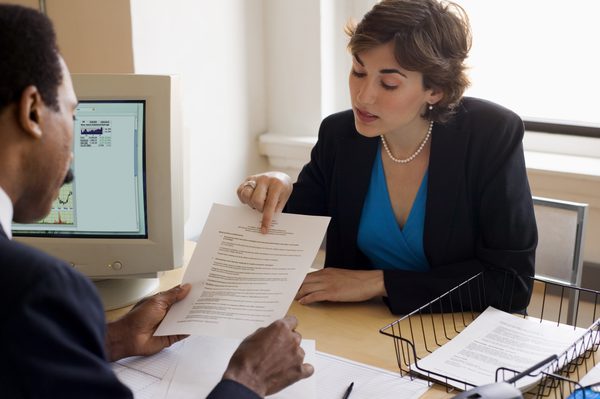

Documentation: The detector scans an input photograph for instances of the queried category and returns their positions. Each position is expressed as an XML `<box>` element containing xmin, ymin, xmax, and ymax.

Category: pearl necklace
<box><xmin>380</xmin><ymin>120</ymin><xmax>433</xmax><ymax>164</ymax></box>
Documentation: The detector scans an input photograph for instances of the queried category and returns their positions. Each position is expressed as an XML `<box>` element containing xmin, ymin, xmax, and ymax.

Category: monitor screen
<box><xmin>13</xmin><ymin>100</ymin><xmax>147</xmax><ymax>238</ymax></box>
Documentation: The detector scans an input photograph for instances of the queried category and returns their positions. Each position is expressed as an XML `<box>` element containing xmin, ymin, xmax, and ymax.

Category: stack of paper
<box><xmin>315</xmin><ymin>352</ymin><xmax>429</xmax><ymax>399</ymax></box>
<box><xmin>113</xmin><ymin>338</ymin><xmax>429</xmax><ymax>399</ymax></box>
<box><xmin>112</xmin><ymin>341</ymin><xmax>182</xmax><ymax>399</ymax></box>
<box><xmin>579</xmin><ymin>362</ymin><xmax>600</xmax><ymax>387</ymax></box>
<box><xmin>414</xmin><ymin>307</ymin><xmax>592</xmax><ymax>391</ymax></box>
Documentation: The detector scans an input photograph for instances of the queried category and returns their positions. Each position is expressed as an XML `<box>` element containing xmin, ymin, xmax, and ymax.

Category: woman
<box><xmin>237</xmin><ymin>0</ymin><xmax>537</xmax><ymax>314</ymax></box>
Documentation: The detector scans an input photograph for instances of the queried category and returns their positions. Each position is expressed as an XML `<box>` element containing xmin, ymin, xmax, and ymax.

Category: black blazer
<box><xmin>0</xmin><ymin>226</ymin><xmax>259</xmax><ymax>399</ymax></box>
<box><xmin>286</xmin><ymin>97</ymin><xmax>537</xmax><ymax>314</ymax></box>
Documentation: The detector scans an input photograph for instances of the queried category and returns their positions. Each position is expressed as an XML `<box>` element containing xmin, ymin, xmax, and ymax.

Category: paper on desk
<box><xmin>163</xmin><ymin>336</ymin><xmax>316</xmax><ymax>399</ymax></box>
<box><xmin>314</xmin><ymin>352</ymin><xmax>429</xmax><ymax>399</ymax></box>
<box><xmin>155</xmin><ymin>203</ymin><xmax>330</xmax><ymax>338</ymax></box>
<box><xmin>115</xmin><ymin>338</ymin><xmax>428</xmax><ymax>399</ymax></box>
<box><xmin>579</xmin><ymin>361</ymin><xmax>600</xmax><ymax>387</ymax></box>
<box><xmin>415</xmin><ymin>306</ymin><xmax>589</xmax><ymax>391</ymax></box>
<box><xmin>112</xmin><ymin>341</ymin><xmax>183</xmax><ymax>399</ymax></box>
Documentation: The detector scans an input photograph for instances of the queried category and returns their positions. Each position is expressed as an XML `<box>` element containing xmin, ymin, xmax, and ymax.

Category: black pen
<box><xmin>342</xmin><ymin>382</ymin><xmax>354</xmax><ymax>399</ymax></box>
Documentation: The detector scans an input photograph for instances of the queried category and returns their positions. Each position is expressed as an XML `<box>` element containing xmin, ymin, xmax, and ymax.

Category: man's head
<box><xmin>0</xmin><ymin>4</ymin><xmax>77</xmax><ymax>223</ymax></box>
<box><xmin>0</xmin><ymin>4</ymin><xmax>63</xmax><ymax>112</ymax></box>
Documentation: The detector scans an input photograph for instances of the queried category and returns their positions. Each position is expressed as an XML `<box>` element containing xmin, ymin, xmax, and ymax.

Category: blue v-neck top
<box><xmin>357</xmin><ymin>146</ymin><xmax>430</xmax><ymax>271</ymax></box>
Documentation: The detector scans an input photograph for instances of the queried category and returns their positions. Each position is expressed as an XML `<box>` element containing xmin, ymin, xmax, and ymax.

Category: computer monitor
<box><xmin>12</xmin><ymin>74</ymin><xmax>184</xmax><ymax>310</ymax></box>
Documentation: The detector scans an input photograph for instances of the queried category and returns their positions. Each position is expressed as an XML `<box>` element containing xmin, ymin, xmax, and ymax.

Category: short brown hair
<box><xmin>346</xmin><ymin>0</ymin><xmax>471</xmax><ymax>123</ymax></box>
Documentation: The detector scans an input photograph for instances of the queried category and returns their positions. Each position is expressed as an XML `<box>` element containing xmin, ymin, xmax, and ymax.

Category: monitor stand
<box><xmin>93</xmin><ymin>278</ymin><xmax>160</xmax><ymax>311</ymax></box>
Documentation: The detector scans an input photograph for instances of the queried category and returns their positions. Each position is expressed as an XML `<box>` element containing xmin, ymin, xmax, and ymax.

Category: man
<box><xmin>0</xmin><ymin>4</ymin><xmax>313</xmax><ymax>398</ymax></box>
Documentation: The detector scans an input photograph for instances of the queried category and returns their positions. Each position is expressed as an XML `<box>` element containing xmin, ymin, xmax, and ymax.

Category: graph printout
<box><xmin>155</xmin><ymin>203</ymin><xmax>330</xmax><ymax>338</ymax></box>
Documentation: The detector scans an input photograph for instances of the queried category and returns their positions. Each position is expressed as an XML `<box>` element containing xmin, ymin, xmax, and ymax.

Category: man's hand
<box><xmin>295</xmin><ymin>268</ymin><xmax>387</xmax><ymax>304</ymax></box>
<box><xmin>236</xmin><ymin>171</ymin><xmax>292</xmax><ymax>234</ymax></box>
<box><xmin>105</xmin><ymin>284</ymin><xmax>191</xmax><ymax>361</ymax></box>
<box><xmin>222</xmin><ymin>316</ymin><xmax>314</xmax><ymax>396</ymax></box>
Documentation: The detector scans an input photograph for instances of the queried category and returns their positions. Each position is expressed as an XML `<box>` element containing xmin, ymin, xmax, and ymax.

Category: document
<box><xmin>155</xmin><ymin>203</ymin><xmax>330</xmax><ymax>338</ymax></box>
<box><xmin>415</xmin><ymin>307</ymin><xmax>590</xmax><ymax>391</ymax></box>
<box><xmin>113</xmin><ymin>341</ymin><xmax>183</xmax><ymax>399</ymax></box>
<box><xmin>578</xmin><ymin>361</ymin><xmax>600</xmax><ymax>388</ymax></box>
<box><xmin>164</xmin><ymin>336</ymin><xmax>316</xmax><ymax>399</ymax></box>
<box><xmin>315</xmin><ymin>352</ymin><xmax>429</xmax><ymax>399</ymax></box>
<box><xmin>114</xmin><ymin>338</ymin><xmax>429</xmax><ymax>399</ymax></box>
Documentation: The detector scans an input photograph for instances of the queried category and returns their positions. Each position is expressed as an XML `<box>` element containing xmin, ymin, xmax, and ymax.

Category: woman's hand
<box><xmin>237</xmin><ymin>171</ymin><xmax>292</xmax><ymax>233</ymax></box>
<box><xmin>105</xmin><ymin>284</ymin><xmax>191</xmax><ymax>361</ymax></box>
<box><xmin>295</xmin><ymin>268</ymin><xmax>387</xmax><ymax>305</ymax></box>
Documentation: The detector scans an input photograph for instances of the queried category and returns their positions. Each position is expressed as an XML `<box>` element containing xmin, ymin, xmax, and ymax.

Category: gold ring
<box><xmin>242</xmin><ymin>180</ymin><xmax>257</xmax><ymax>190</ymax></box>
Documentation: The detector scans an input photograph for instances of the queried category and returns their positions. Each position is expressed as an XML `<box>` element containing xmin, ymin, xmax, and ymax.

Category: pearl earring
<box><xmin>428</xmin><ymin>104</ymin><xmax>433</xmax><ymax>111</ymax></box>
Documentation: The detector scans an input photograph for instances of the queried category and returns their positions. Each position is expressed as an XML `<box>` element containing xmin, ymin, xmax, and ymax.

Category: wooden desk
<box><xmin>290</xmin><ymin>300</ymin><xmax>400</xmax><ymax>371</ymax></box>
<box><xmin>290</xmin><ymin>300</ymin><xmax>452</xmax><ymax>398</ymax></box>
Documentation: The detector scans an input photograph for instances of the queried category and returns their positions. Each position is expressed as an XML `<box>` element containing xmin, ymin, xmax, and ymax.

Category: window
<box><xmin>461</xmin><ymin>0</ymin><xmax>600</xmax><ymax>128</ymax></box>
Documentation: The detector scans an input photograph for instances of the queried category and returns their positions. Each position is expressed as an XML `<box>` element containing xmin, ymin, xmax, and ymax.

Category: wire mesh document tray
<box><xmin>379</xmin><ymin>271</ymin><xmax>600</xmax><ymax>398</ymax></box>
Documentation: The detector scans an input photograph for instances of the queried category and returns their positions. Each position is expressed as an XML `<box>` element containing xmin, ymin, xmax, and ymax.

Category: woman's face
<box><xmin>349</xmin><ymin>42</ymin><xmax>441</xmax><ymax>138</ymax></box>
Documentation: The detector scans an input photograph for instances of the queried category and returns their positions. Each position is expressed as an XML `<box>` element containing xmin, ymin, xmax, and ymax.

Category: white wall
<box><xmin>320</xmin><ymin>0</ymin><xmax>376</xmax><ymax>116</ymax></box>
<box><xmin>264</xmin><ymin>0</ymin><xmax>322</xmax><ymax>137</ymax></box>
<box><xmin>263</xmin><ymin>0</ymin><xmax>374</xmax><ymax>137</ymax></box>
<box><xmin>130</xmin><ymin>0</ymin><xmax>268</xmax><ymax>240</ymax></box>
<box><xmin>128</xmin><ymin>0</ymin><xmax>356</xmax><ymax>237</ymax></box>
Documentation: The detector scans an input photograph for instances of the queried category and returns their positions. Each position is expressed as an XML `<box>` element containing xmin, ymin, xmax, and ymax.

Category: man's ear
<box><xmin>18</xmin><ymin>85</ymin><xmax>44</xmax><ymax>139</ymax></box>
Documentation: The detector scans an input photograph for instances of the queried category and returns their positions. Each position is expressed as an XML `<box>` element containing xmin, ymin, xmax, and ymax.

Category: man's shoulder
<box><xmin>0</xmin><ymin>239</ymin><xmax>128</xmax><ymax>398</ymax></box>
<box><xmin>0</xmin><ymin>239</ymin><xmax>105</xmax><ymax>360</ymax></box>
<box><xmin>0</xmin><ymin>238</ymin><xmax>67</xmax><ymax>276</ymax></box>
<box><xmin>0</xmin><ymin>239</ymin><xmax>92</xmax><ymax>307</ymax></box>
